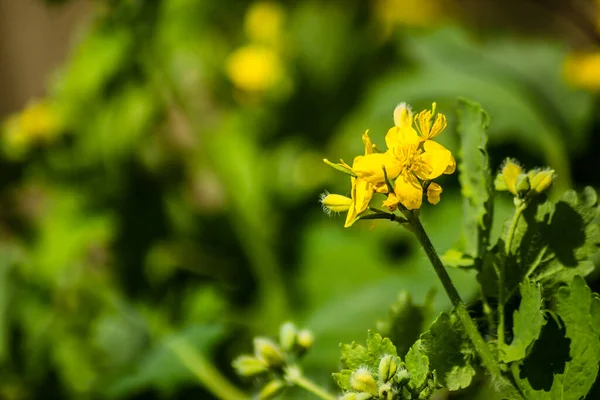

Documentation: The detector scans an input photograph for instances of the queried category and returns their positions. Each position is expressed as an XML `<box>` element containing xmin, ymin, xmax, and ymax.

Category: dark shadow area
<box><xmin>518</xmin><ymin>316</ymin><xmax>571</xmax><ymax>391</ymax></box>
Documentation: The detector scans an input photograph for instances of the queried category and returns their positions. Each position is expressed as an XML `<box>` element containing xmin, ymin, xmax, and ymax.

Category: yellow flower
<box><xmin>2</xmin><ymin>99</ymin><xmax>62</xmax><ymax>157</ymax></box>
<box><xmin>564</xmin><ymin>52</ymin><xmax>600</xmax><ymax>91</ymax></box>
<box><xmin>225</xmin><ymin>44</ymin><xmax>283</xmax><ymax>92</ymax></box>
<box><xmin>324</xmin><ymin>102</ymin><xmax>455</xmax><ymax>227</ymax></box>
<box><xmin>244</xmin><ymin>1</ymin><xmax>285</xmax><ymax>46</ymax></box>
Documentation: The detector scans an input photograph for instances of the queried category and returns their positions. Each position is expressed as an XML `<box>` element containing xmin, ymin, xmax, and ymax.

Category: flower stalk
<box><xmin>405</xmin><ymin>211</ymin><xmax>522</xmax><ymax>396</ymax></box>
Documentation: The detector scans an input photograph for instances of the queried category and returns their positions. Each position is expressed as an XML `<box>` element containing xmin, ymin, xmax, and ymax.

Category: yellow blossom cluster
<box><xmin>323</xmin><ymin>103</ymin><xmax>455</xmax><ymax>227</ymax></box>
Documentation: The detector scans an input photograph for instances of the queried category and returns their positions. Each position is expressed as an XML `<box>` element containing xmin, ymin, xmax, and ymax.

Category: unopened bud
<box><xmin>232</xmin><ymin>355</ymin><xmax>268</xmax><ymax>376</ymax></box>
<box><xmin>393</xmin><ymin>103</ymin><xmax>413</xmax><ymax>128</ymax></box>
<box><xmin>498</xmin><ymin>159</ymin><xmax>523</xmax><ymax>195</ymax></box>
<box><xmin>279</xmin><ymin>322</ymin><xmax>297</xmax><ymax>352</ymax></box>
<box><xmin>514</xmin><ymin>174</ymin><xmax>530</xmax><ymax>197</ymax></box>
<box><xmin>350</xmin><ymin>369</ymin><xmax>379</xmax><ymax>396</ymax></box>
<box><xmin>395</xmin><ymin>367</ymin><xmax>410</xmax><ymax>384</ymax></box>
<box><xmin>297</xmin><ymin>329</ymin><xmax>314</xmax><ymax>350</ymax></box>
<box><xmin>378</xmin><ymin>355</ymin><xmax>398</xmax><ymax>383</ymax></box>
<box><xmin>529</xmin><ymin>169</ymin><xmax>554</xmax><ymax>194</ymax></box>
<box><xmin>254</xmin><ymin>337</ymin><xmax>285</xmax><ymax>367</ymax></box>
<box><xmin>320</xmin><ymin>192</ymin><xmax>352</xmax><ymax>215</ymax></box>
<box><xmin>379</xmin><ymin>383</ymin><xmax>393</xmax><ymax>399</ymax></box>
<box><xmin>258</xmin><ymin>379</ymin><xmax>286</xmax><ymax>399</ymax></box>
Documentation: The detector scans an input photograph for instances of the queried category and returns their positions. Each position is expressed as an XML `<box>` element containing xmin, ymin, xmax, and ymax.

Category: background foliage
<box><xmin>1</xmin><ymin>0</ymin><xmax>599</xmax><ymax>399</ymax></box>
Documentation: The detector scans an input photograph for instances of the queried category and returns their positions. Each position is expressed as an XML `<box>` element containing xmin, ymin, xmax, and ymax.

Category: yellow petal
<box><xmin>386</xmin><ymin>123</ymin><xmax>420</xmax><ymax>150</ymax></box>
<box><xmin>393</xmin><ymin>172</ymin><xmax>423</xmax><ymax>210</ymax></box>
<box><xmin>427</xmin><ymin>182</ymin><xmax>443</xmax><ymax>205</ymax></box>
<box><xmin>501</xmin><ymin>159</ymin><xmax>523</xmax><ymax>195</ymax></box>
<box><xmin>362</xmin><ymin>130</ymin><xmax>373</xmax><ymax>155</ymax></box>
<box><xmin>414</xmin><ymin>140</ymin><xmax>453</xmax><ymax>180</ymax></box>
<box><xmin>382</xmin><ymin>192</ymin><xmax>399</xmax><ymax>211</ymax></box>
<box><xmin>352</xmin><ymin>153</ymin><xmax>401</xmax><ymax>183</ymax></box>
<box><xmin>444</xmin><ymin>153</ymin><xmax>456</xmax><ymax>174</ymax></box>
<box><xmin>345</xmin><ymin>177</ymin><xmax>373</xmax><ymax>227</ymax></box>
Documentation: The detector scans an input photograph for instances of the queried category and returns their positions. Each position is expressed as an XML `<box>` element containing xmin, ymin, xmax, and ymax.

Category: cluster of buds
<box><xmin>232</xmin><ymin>322</ymin><xmax>314</xmax><ymax>399</ymax></box>
<box><xmin>340</xmin><ymin>355</ymin><xmax>435</xmax><ymax>400</ymax></box>
<box><xmin>495</xmin><ymin>159</ymin><xmax>555</xmax><ymax>205</ymax></box>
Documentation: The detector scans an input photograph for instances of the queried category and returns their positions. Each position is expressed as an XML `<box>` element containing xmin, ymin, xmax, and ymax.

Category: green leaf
<box><xmin>499</xmin><ymin>281</ymin><xmax>546</xmax><ymax>363</ymax></box>
<box><xmin>418</xmin><ymin>312</ymin><xmax>476</xmax><ymax>391</ymax></box>
<box><xmin>456</xmin><ymin>98</ymin><xmax>494</xmax><ymax>263</ymax></box>
<box><xmin>505</xmin><ymin>187</ymin><xmax>600</xmax><ymax>298</ymax></box>
<box><xmin>331</xmin><ymin>369</ymin><xmax>352</xmax><ymax>392</ymax></box>
<box><xmin>513</xmin><ymin>276</ymin><xmax>600</xmax><ymax>399</ymax></box>
<box><xmin>376</xmin><ymin>291</ymin><xmax>434</xmax><ymax>357</ymax></box>
<box><xmin>405</xmin><ymin>341</ymin><xmax>429</xmax><ymax>390</ymax></box>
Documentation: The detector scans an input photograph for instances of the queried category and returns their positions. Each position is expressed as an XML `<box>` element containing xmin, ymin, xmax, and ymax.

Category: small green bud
<box><xmin>296</xmin><ymin>329</ymin><xmax>314</xmax><ymax>350</ymax></box>
<box><xmin>232</xmin><ymin>355</ymin><xmax>268</xmax><ymax>376</ymax></box>
<box><xmin>258</xmin><ymin>379</ymin><xmax>286</xmax><ymax>399</ymax></box>
<box><xmin>395</xmin><ymin>367</ymin><xmax>410</xmax><ymax>384</ymax></box>
<box><xmin>379</xmin><ymin>383</ymin><xmax>393</xmax><ymax>399</ymax></box>
<box><xmin>279</xmin><ymin>322</ymin><xmax>297</xmax><ymax>352</ymax></box>
<box><xmin>515</xmin><ymin>173</ymin><xmax>530</xmax><ymax>197</ymax></box>
<box><xmin>350</xmin><ymin>369</ymin><xmax>378</xmax><ymax>396</ymax></box>
<box><xmin>254</xmin><ymin>337</ymin><xmax>285</xmax><ymax>367</ymax></box>
<box><xmin>378</xmin><ymin>355</ymin><xmax>398</xmax><ymax>383</ymax></box>
<box><xmin>529</xmin><ymin>169</ymin><xmax>554</xmax><ymax>194</ymax></box>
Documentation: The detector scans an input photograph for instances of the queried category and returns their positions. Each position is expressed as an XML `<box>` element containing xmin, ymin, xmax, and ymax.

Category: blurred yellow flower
<box><xmin>2</xmin><ymin>99</ymin><xmax>62</xmax><ymax>156</ymax></box>
<box><xmin>373</xmin><ymin>0</ymin><xmax>443</xmax><ymax>37</ymax></box>
<box><xmin>225</xmin><ymin>44</ymin><xmax>284</xmax><ymax>92</ymax></box>
<box><xmin>245</xmin><ymin>1</ymin><xmax>285</xmax><ymax>46</ymax></box>
<box><xmin>564</xmin><ymin>52</ymin><xmax>600</xmax><ymax>90</ymax></box>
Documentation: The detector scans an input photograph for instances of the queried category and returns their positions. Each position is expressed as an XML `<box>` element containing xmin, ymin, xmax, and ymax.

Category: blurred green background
<box><xmin>1</xmin><ymin>0</ymin><xmax>599</xmax><ymax>398</ymax></box>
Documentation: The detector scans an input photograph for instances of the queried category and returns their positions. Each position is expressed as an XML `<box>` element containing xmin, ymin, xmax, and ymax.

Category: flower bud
<box><xmin>378</xmin><ymin>355</ymin><xmax>398</xmax><ymax>383</ymax></box>
<box><xmin>350</xmin><ymin>369</ymin><xmax>379</xmax><ymax>396</ymax></box>
<box><xmin>320</xmin><ymin>192</ymin><xmax>352</xmax><ymax>215</ymax></box>
<box><xmin>232</xmin><ymin>355</ymin><xmax>268</xmax><ymax>376</ymax></box>
<box><xmin>426</xmin><ymin>182</ymin><xmax>442</xmax><ymax>205</ymax></box>
<box><xmin>254</xmin><ymin>337</ymin><xmax>285</xmax><ymax>367</ymax></box>
<box><xmin>529</xmin><ymin>169</ymin><xmax>554</xmax><ymax>194</ymax></box>
<box><xmin>393</xmin><ymin>103</ymin><xmax>413</xmax><ymax>128</ymax></box>
<box><xmin>279</xmin><ymin>322</ymin><xmax>297</xmax><ymax>352</ymax></box>
<box><xmin>497</xmin><ymin>159</ymin><xmax>523</xmax><ymax>195</ymax></box>
<box><xmin>258</xmin><ymin>379</ymin><xmax>286</xmax><ymax>399</ymax></box>
<box><xmin>297</xmin><ymin>329</ymin><xmax>314</xmax><ymax>350</ymax></box>
<box><xmin>514</xmin><ymin>174</ymin><xmax>530</xmax><ymax>197</ymax></box>
<box><xmin>395</xmin><ymin>367</ymin><xmax>410</xmax><ymax>384</ymax></box>
<box><xmin>379</xmin><ymin>383</ymin><xmax>393</xmax><ymax>399</ymax></box>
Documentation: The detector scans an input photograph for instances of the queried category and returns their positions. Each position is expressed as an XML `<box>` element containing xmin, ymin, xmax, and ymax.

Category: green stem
<box><xmin>406</xmin><ymin>214</ymin><xmax>503</xmax><ymax>378</ymax></box>
<box><xmin>286</xmin><ymin>370</ymin><xmax>337</xmax><ymax>400</ymax></box>
<box><xmin>169</xmin><ymin>339</ymin><xmax>248</xmax><ymax>400</ymax></box>
<box><xmin>498</xmin><ymin>203</ymin><xmax>526</xmax><ymax>345</ymax></box>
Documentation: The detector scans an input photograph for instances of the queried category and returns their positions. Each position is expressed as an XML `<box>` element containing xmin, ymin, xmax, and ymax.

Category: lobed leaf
<box><xmin>456</xmin><ymin>99</ymin><xmax>494</xmax><ymax>264</ymax></box>
<box><xmin>418</xmin><ymin>312</ymin><xmax>476</xmax><ymax>391</ymax></box>
<box><xmin>499</xmin><ymin>281</ymin><xmax>546</xmax><ymax>363</ymax></box>
<box><xmin>513</xmin><ymin>276</ymin><xmax>600</xmax><ymax>399</ymax></box>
